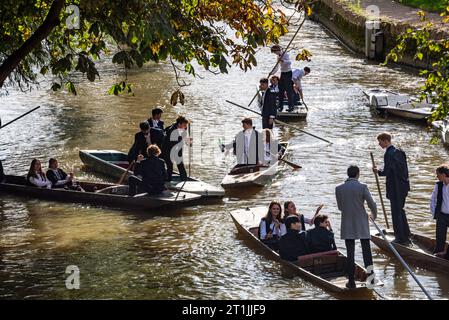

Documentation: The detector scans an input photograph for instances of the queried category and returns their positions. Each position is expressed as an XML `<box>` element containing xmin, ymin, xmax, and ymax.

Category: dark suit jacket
<box><xmin>134</xmin><ymin>131</ymin><xmax>149</xmax><ymax>157</ymax></box>
<box><xmin>378</xmin><ymin>145</ymin><xmax>410</xmax><ymax>200</ymax></box>
<box><xmin>134</xmin><ymin>155</ymin><xmax>167</xmax><ymax>190</ymax></box>
<box><xmin>147</xmin><ymin>118</ymin><xmax>164</xmax><ymax>130</ymax></box>
<box><xmin>307</xmin><ymin>226</ymin><xmax>337</xmax><ymax>253</ymax></box>
<box><xmin>261</xmin><ymin>89</ymin><xmax>277</xmax><ymax>119</ymax></box>
<box><xmin>46</xmin><ymin>168</ymin><xmax>68</xmax><ymax>188</ymax></box>
<box><xmin>0</xmin><ymin>160</ymin><xmax>4</xmax><ymax>182</ymax></box>
<box><xmin>147</xmin><ymin>118</ymin><xmax>165</xmax><ymax>147</ymax></box>
<box><xmin>161</xmin><ymin>123</ymin><xmax>185</xmax><ymax>159</ymax></box>
<box><xmin>279</xmin><ymin>229</ymin><xmax>309</xmax><ymax>261</ymax></box>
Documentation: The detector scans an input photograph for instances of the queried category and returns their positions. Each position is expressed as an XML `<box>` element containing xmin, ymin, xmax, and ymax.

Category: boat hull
<box><xmin>0</xmin><ymin>175</ymin><xmax>201</xmax><ymax>211</ymax></box>
<box><xmin>231</xmin><ymin>207</ymin><xmax>377</xmax><ymax>294</ymax></box>
<box><xmin>370</xmin><ymin>230</ymin><xmax>449</xmax><ymax>275</ymax></box>
<box><xmin>79</xmin><ymin>150</ymin><xmax>224</xmax><ymax>198</ymax></box>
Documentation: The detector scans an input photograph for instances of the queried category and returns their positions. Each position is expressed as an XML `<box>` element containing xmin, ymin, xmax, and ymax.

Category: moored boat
<box><xmin>0</xmin><ymin>175</ymin><xmax>201</xmax><ymax>210</ymax></box>
<box><xmin>231</xmin><ymin>207</ymin><xmax>379</xmax><ymax>294</ymax></box>
<box><xmin>220</xmin><ymin>142</ymin><xmax>289</xmax><ymax>189</ymax></box>
<box><xmin>370</xmin><ymin>230</ymin><xmax>449</xmax><ymax>275</ymax></box>
<box><xmin>432</xmin><ymin>118</ymin><xmax>449</xmax><ymax>146</ymax></box>
<box><xmin>363</xmin><ymin>89</ymin><xmax>410</xmax><ymax>108</ymax></box>
<box><xmin>79</xmin><ymin>150</ymin><xmax>225</xmax><ymax>198</ymax></box>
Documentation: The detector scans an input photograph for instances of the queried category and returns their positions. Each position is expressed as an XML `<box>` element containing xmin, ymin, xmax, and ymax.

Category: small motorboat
<box><xmin>432</xmin><ymin>118</ymin><xmax>449</xmax><ymax>146</ymax></box>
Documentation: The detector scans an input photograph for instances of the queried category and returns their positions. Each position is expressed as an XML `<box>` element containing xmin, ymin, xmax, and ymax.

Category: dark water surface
<box><xmin>0</xmin><ymin>15</ymin><xmax>447</xmax><ymax>300</ymax></box>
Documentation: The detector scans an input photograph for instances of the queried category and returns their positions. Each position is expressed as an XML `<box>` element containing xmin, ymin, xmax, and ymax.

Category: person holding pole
<box><xmin>373</xmin><ymin>132</ymin><xmax>411</xmax><ymax>245</ymax></box>
<box><xmin>430</xmin><ymin>164</ymin><xmax>449</xmax><ymax>259</ymax></box>
<box><xmin>270</xmin><ymin>45</ymin><xmax>294</xmax><ymax>112</ymax></box>
<box><xmin>335</xmin><ymin>165</ymin><xmax>377</xmax><ymax>289</ymax></box>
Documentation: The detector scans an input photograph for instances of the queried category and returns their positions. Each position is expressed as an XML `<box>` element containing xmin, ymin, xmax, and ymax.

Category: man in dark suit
<box><xmin>373</xmin><ymin>132</ymin><xmax>411</xmax><ymax>244</ymax></box>
<box><xmin>146</xmin><ymin>108</ymin><xmax>165</xmax><ymax>148</ymax></box>
<box><xmin>279</xmin><ymin>216</ymin><xmax>309</xmax><ymax>261</ymax></box>
<box><xmin>46</xmin><ymin>158</ymin><xmax>82</xmax><ymax>190</ymax></box>
<box><xmin>258</xmin><ymin>78</ymin><xmax>277</xmax><ymax>129</ymax></box>
<box><xmin>128</xmin><ymin>145</ymin><xmax>167</xmax><ymax>196</ymax></box>
<box><xmin>128</xmin><ymin>122</ymin><xmax>149</xmax><ymax>162</ymax></box>
<box><xmin>307</xmin><ymin>214</ymin><xmax>337</xmax><ymax>254</ymax></box>
<box><xmin>161</xmin><ymin>116</ymin><xmax>189</xmax><ymax>181</ymax></box>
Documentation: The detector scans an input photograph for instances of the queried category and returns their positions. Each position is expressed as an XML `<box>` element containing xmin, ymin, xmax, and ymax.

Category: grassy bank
<box><xmin>396</xmin><ymin>0</ymin><xmax>448</xmax><ymax>13</ymax></box>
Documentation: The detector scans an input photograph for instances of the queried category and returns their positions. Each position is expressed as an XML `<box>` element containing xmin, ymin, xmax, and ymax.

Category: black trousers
<box><xmin>390</xmin><ymin>196</ymin><xmax>411</xmax><ymax>242</ymax></box>
<box><xmin>0</xmin><ymin>160</ymin><xmax>4</xmax><ymax>182</ymax></box>
<box><xmin>128</xmin><ymin>175</ymin><xmax>164</xmax><ymax>196</ymax></box>
<box><xmin>345</xmin><ymin>239</ymin><xmax>373</xmax><ymax>283</ymax></box>
<box><xmin>279</xmin><ymin>71</ymin><xmax>294</xmax><ymax>110</ymax></box>
<box><xmin>435</xmin><ymin>212</ymin><xmax>449</xmax><ymax>253</ymax></box>
<box><xmin>162</xmin><ymin>154</ymin><xmax>187</xmax><ymax>181</ymax></box>
<box><xmin>262</xmin><ymin>117</ymin><xmax>273</xmax><ymax>129</ymax></box>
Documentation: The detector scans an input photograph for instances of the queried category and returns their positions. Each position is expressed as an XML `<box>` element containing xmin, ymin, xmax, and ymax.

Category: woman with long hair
<box><xmin>259</xmin><ymin>201</ymin><xmax>283</xmax><ymax>250</ymax></box>
<box><xmin>282</xmin><ymin>201</ymin><xmax>324</xmax><ymax>233</ymax></box>
<box><xmin>27</xmin><ymin>159</ymin><xmax>52</xmax><ymax>189</ymax></box>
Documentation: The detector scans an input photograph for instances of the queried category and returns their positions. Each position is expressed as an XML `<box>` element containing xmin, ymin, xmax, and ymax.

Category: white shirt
<box><xmin>29</xmin><ymin>173</ymin><xmax>52</xmax><ymax>189</ymax></box>
<box><xmin>152</xmin><ymin>119</ymin><xmax>159</xmax><ymax>127</ymax></box>
<box><xmin>430</xmin><ymin>182</ymin><xmax>449</xmax><ymax>217</ymax></box>
<box><xmin>271</xmin><ymin>52</ymin><xmax>292</xmax><ymax>74</ymax></box>
<box><xmin>292</xmin><ymin>69</ymin><xmax>305</xmax><ymax>90</ymax></box>
<box><xmin>259</xmin><ymin>219</ymin><xmax>283</xmax><ymax>239</ymax></box>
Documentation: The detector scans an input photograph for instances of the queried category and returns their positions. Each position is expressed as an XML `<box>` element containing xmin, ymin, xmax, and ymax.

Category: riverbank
<box><xmin>309</xmin><ymin>0</ymin><xmax>449</xmax><ymax>69</ymax></box>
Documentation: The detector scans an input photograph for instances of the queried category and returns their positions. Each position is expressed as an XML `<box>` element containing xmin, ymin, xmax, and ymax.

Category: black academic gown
<box><xmin>307</xmin><ymin>226</ymin><xmax>337</xmax><ymax>254</ymax></box>
<box><xmin>133</xmin><ymin>155</ymin><xmax>167</xmax><ymax>193</ymax></box>
<box><xmin>261</xmin><ymin>89</ymin><xmax>277</xmax><ymax>129</ymax></box>
<box><xmin>279</xmin><ymin>229</ymin><xmax>309</xmax><ymax>261</ymax></box>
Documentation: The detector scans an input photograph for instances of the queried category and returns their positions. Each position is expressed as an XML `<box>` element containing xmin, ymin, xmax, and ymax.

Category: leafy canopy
<box><xmin>0</xmin><ymin>0</ymin><xmax>293</xmax><ymax>96</ymax></box>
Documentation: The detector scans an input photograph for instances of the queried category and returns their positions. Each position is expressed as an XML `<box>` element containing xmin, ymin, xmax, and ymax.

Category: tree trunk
<box><xmin>0</xmin><ymin>0</ymin><xmax>65</xmax><ymax>88</ymax></box>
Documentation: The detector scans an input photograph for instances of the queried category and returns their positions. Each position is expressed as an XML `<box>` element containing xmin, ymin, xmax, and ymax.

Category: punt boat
<box><xmin>79</xmin><ymin>150</ymin><xmax>224</xmax><ymax>198</ymax></box>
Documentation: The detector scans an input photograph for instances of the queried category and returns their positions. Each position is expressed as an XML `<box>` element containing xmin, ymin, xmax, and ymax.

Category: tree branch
<box><xmin>0</xmin><ymin>0</ymin><xmax>64</xmax><ymax>88</ymax></box>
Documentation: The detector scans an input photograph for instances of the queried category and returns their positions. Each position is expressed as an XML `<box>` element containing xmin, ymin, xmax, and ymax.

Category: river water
<box><xmin>0</xmin><ymin>14</ymin><xmax>448</xmax><ymax>300</ymax></box>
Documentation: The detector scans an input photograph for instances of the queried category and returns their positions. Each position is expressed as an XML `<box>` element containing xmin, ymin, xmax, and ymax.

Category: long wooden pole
<box><xmin>247</xmin><ymin>11</ymin><xmax>307</xmax><ymax>108</ymax></box>
<box><xmin>0</xmin><ymin>106</ymin><xmax>40</xmax><ymax>129</ymax></box>
<box><xmin>226</xmin><ymin>100</ymin><xmax>333</xmax><ymax>145</ymax></box>
<box><xmin>370</xmin><ymin>152</ymin><xmax>390</xmax><ymax>229</ymax></box>
<box><xmin>370</xmin><ymin>218</ymin><xmax>433</xmax><ymax>300</ymax></box>
<box><xmin>118</xmin><ymin>160</ymin><xmax>135</xmax><ymax>185</ymax></box>
<box><xmin>188</xmin><ymin>122</ymin><xmax>192</xmax><ymax>177</ymax></box>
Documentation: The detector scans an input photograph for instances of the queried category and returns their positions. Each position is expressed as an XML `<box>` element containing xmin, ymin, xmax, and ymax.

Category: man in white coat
<box><xmin>336</xmin><ymin>165</ymin><xmax>377</xmax><ymax>288</ymax></box>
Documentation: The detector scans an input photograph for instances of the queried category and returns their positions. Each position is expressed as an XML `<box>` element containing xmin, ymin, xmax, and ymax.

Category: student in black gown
<box><xmin>279</xmin><ymin>215</ymin><xmax>309</xmax><ymax>261</ymax></box>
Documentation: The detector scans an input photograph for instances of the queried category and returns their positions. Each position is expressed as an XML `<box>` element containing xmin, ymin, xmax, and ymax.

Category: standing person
<box><xmin>269</xmin><ymin>75</ymin><xmax>281</xmax><ymax>111</ymax></box>
<box><xmin>127</xmin><ymin>122</ymin><xmax>150</xmax><ymax>162</ymax></box>
<box><xmin>128</xmin><ymin>145</ymin><xmax>167</xmax><ymax>196</ymax></box>
<box><xmin>336</xmin><ymin>165</ymin><xmax>377</xmax><ymax>288</ymax></box>
<box><xmin>270</xmin><ymin>45</ymin><xmax>294</xmax><ymax>112</ymax></box>
<box><xmin>258</xmin><ymin>78</ymin><xmax>277</xmax><ymax>129</ymax></box>
<box><xmin>292</xmin><ymin>67</ymin><xmax>310</xmax><ymax>103</ymax></box>
<box><xmin>430</xmin><ymin>164</ymin><xmax>449</xmax><ymax>259</ymax></box>
<box><xmin>0</xmin><ymin>160</ymin><xmax>4</xmax><ymax>182</ymax></box>
<box><xmin>373</xmin><ymin>132</ymin><xmax>411</xmax><ymax>244</ymax></box>
<box><xmin>161</xmin><ymin>116</ymin><xmax>190</xmax><ymax>181</ymax></box>
<box><xmin>146</xmin><ymin>108</ymin><xmax>165</xmax><ymax>148</ymax></box>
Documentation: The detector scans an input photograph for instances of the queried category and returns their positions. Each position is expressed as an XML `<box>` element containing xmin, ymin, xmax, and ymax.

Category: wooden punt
<box><xmin>79</xmin><ymin>150</ymin><xmax>224</xmax><ymax>198</ymax></box>
<box><xmin>371</xmin><ymin>230</ymin><xmax>449</xmax><ymax>275</ymax></box>
<box><xmin>221</xmin><ymin>142</ymin><xmax>289</xmax><ymax>189</ymax></box>
<box><xmin>0</xmin><ymin>175</ymin><xmax>201</xmax><ymax>210</ymax></box>
<box><xmin>231</xmin><ymin>207</ymin><xmax>380</xmax><ymax>294</ymax></box>
<box><xmin>276</xmin><ymin>103</ymin><xmax>308</xmax><ymax>120</ymax></box>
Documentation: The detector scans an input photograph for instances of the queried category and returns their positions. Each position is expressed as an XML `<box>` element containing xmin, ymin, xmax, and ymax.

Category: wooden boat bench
<box><xmin>111</xmin><ymin>161</ymin><xmax>131</xmax><ymax>169</ymax></box>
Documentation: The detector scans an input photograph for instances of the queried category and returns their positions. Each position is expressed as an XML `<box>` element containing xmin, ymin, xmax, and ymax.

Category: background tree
<box><xmin>386</xmin><ymin>8</ymin><xmax>449</xmax><ymax>121</ymax></box>
<box><xmin>0</xmin><ymin>0</ymin><xmax>312</xmax><ymax>98</ymax></box>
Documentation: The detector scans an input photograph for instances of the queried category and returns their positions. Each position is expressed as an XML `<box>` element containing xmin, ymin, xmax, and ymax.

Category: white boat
<box><xmin>221</xmin><ymin>142</ymin><xmax>289</xmax><ymax>189</ymax></box>
<box><xmin>363</xmin><ymin>88</ymin><xmax>435</xmax><ymax>121</ymax></box>
<box><xmin>277</xmin><ymin>103</ymin><xmax>308</xmax><ymax>120</ymax></box>
<box><xmin>79</xmin><ymin>150</ymin><xmax>225</xmax><ymax>198</ymax></box>
<box><xmin>432</xmin><ymin>118</ymin><xmax>449</xmax><ymax>146</ymax></box>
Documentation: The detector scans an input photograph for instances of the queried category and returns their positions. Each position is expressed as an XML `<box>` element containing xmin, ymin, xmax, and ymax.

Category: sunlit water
<box><xmin>0</xmin><ymin>14</ymin><xmax>448</xmax><ymax>300</ymax></box>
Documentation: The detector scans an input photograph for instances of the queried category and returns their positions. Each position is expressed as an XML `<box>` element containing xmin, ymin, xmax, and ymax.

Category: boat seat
<box><xmin>230</xmin><ymin>165</ymin><xmax>262</xmax><ymax>175</ymax></box>
<box><xmin>297</xmin><ymin>250</ymin><xmax>338</xmax><ymax>264</ymax></box>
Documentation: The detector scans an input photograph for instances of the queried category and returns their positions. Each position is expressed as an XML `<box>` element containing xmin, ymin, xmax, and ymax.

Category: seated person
<box><xmin>27</xmin><ymin>158</ymin><xmax>52</xmax><ymax>189</ymax></box>
<box><xmin>259</xmin><ymin>201</ymin><xmax>283</xmax><ymax>251</ymax></box>
<box><xmin>306</xmin><ymin>214</ymin><xmax>337</xmax><ymax>254</ymax></box>
<box><xmin>279</xmin><ymin>216</ymin><xmax>309</xmax><ymax>262</ymax></box>
<box><xmin>281</xmin><ymin>201</ymin><xmax>323</xmax><ymax>234</ymax></box>
<box><xmin>128</xmin><ymin>144</ymin><xmax>167</xmax><ymax>196</ymax></box>
<box><xmin>46</xmin><ymin>158</ymin><xmax>83</xmax><ymax>191</ymax></box>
